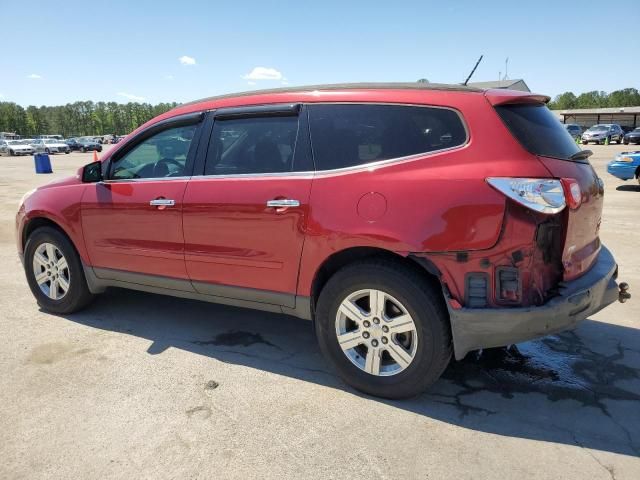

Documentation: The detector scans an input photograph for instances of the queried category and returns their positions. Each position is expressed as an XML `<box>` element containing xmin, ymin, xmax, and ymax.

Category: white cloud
<box><xmin>164</xmin><ymin>75</ymin><xmax>174</xmax><ymax>80</ymax></box>
<box><xmin>117</xmin><ymin>91</ymin><xmax>146</xmax><ymax>102</ymax></box>
<box><xmin>0</xmin><ymin>93</ymin><xmax>4</xmax><ymax>99</ymax></box>
<box><xmin>27</xmin><ymin>73</ymin><xmax>42</xmax><ymax>79</ymax></box>
<box><xmin>247</xmin><ymin>81</ymin><xmax>256</xmax><ymax>86</ymax></box>
<box><xmin>242</xmin><ymin>67</ymin><xmax>283</xmax><ymax>81</ymax></box>
<box><xmin>179</xmin><ymin>55</ymin><xmax>196</xmax><ymax>66</ymax></box>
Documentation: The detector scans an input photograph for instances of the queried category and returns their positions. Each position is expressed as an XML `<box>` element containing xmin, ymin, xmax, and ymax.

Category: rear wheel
<box><xmin>24</xmin><ymin>227</ymin><xmax>94</xmax><ymax>314</ymax></box>
<box><xmin>315</xmin><ymin>260</ymin><xmax>452</xmax><ymax>399</ymax></box>
<box><xmin>9</xmin><ymin>149</ymin><xmax>14</xmax><ymax>156</ymax></box>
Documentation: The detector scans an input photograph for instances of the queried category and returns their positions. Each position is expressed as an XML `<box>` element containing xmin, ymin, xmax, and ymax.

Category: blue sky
<box><xmin>2</xmin><ymin>0</ymin><xmax>638</xmax><ymax>106</ymax></box>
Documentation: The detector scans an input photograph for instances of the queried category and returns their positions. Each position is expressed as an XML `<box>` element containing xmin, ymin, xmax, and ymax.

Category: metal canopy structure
<box><xmin>552</xmin><ymin>106</ymin><xmax>640</xmax><ymax>129</ymax></box>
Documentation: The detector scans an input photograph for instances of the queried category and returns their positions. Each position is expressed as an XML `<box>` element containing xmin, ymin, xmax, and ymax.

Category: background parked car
<box><xmin>65</xmin><ymin>138</ymin><xmax>82</xmax><ymax>151</ymax></box>
<box><xmin>32</xmin><ymin>139</ymin><xmax>70</xmax><ymax>154</ymax></box>
<box><xmin>581</xmin><ymin>124</ymin><xmax>625</xmax><ymax>145</ymax></box>
<box><xmin>0</xmin><ymin>139</ymin><xmax>35</xmax><ymax>156</ymax></box>
<box><xmin>77</xmin><ymin>137</ymin><xmax>103</xmax><ymax>152</ymax></box>
<box><xmin>607</xmin><ymin>151</ymin><xmax>640</xmax><ymax>184</ymax></box>
<box><xmin>564</xmin><ymin>123</ymin><xmax>583</xmax><ymax>140</ymax></box>
<box><xmin>623</xmin><ymin>127</ymin><xmax>640</xmax><ymax>145</ymax></box>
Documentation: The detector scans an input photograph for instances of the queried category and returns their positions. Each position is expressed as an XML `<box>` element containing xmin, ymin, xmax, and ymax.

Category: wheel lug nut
<box><xmin>381</xmin><ymin>337</ymin><xmax>388</xmax><ymax>344</ymax></box>
<box><xmin>373</xmin><ymin>318</ymin><xmax>380</xmax><ymax>324</ymax></box>
<box><xmin>362</xmin><ymin>332</ymin><xmax>370</xmax><ymax>339</ymax></box>
<box><xmin>382</xmin><ymin>325</ymin><xmax>389</xmax><ymax>333</ymax></box>
<box><xmin>371</xmin><ymin>340</ymin><xmax>379</xmax><ymax>347</ymax></box>
<box><xmin>363</xmin><ymin>320</ymin><xmax>370</xmax><ymax>328</ymax></box>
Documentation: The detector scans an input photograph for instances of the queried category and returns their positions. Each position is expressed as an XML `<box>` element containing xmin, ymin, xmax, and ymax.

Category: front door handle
<box><xmin>266</xmin><ymin>199</ymin><xmax>300</xmax><ymax>208</ymax></box>
<box><xmin>150</xmin><ymin>198</ymin><xmax>175</xmax><ymax>209</ymax></box>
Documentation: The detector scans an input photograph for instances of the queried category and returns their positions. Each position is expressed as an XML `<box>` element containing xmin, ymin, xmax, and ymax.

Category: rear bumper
<box><xmin>448</xmin><ymin>245</ymin><xmax>620</xmax><ymax>360</ymax></box>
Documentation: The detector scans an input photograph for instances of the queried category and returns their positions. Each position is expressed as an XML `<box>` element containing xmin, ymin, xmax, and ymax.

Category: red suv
<box><xmin>16</xmin><ymin>83</ymin><xmax>626</xmax><ymax>398</ymax></box>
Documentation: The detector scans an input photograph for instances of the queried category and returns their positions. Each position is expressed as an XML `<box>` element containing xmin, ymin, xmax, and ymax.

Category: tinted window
<box><xmin>308</xmin><ymin>104</ymin><xmax>466</xmax><ymax>170</ymax></box>
<box><xmin>495</xmin><ymin>104</ymin><xmax>581</xmax><ymax>161</ymax></box>
<box><xmin>205</xmin><ymin>116</ymin><xmax>300</xmax><ymax>175</ymax></box>
<box><xmin>110</xmin><ymin>124</ymin><xmax>197</xmax><ymax>179</ymax></box>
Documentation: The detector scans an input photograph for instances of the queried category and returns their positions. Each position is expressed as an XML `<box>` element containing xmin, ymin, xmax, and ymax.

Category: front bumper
<box><xmin>607</xmin><ymin>162</ymin><xmax>636</xmax><ymax>180</ymax></box>
<box><xmin>448</xmin><ymin>246</ymin><xmax>620</xmax><ymax>360</ymax></box>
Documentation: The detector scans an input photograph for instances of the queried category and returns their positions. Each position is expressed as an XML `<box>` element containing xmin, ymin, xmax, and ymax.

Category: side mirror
<box><xmin>82</xmin><ymin>161</ymin><xmax>103</xmax><ymax>183</ymax></box>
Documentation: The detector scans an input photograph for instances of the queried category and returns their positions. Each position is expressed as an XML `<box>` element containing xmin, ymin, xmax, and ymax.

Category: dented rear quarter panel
<box><xmin>297</xmin><ymin>93</ymin><xmax>554</xmax><ymax>297</ymax></box>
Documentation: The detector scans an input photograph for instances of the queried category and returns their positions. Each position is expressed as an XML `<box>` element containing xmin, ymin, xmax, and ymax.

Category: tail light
<box><xmin>560</xmin><ymin>178</ymin><xmax>582</xmax><ymax>209</ymax></box>
<box><xmin>487</xmin><ymin>177</ymin><xmax>581</xmax><ymax>214</ymax></box>
<box><xmin>487</xmin><ymin>178</ymin><xmax>565</xmax><ymax>214</ymax></box>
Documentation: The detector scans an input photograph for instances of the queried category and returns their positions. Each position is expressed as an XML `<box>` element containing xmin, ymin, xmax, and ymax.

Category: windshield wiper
<box><xmin>569</xmin><ymin>150</ymin><xmax>593</xmax><ymax>161</ymax></box>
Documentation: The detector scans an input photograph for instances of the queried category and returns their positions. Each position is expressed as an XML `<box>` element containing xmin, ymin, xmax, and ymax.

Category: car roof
<box><xmin>179</xmin><ymin>82</ymin><xmax>483</xmax><ymax>108</ymax></box>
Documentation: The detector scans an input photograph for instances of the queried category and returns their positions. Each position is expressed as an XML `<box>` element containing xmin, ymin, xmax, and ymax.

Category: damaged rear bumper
<box><xmin>448</xmin><ymin>245</ymin><xmax>620</xmax><ymax>360</ymax></box>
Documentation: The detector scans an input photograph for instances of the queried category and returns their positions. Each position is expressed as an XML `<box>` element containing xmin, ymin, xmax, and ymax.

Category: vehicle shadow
<box><xmin>54</xmin><ymin>288</ymin><xmax>640</xmax><ymax>458</ymax></box>
<box><xmin>616</xmin><ymin>184</ymin><xmax>640</xmax><ymax>192</ymax></box>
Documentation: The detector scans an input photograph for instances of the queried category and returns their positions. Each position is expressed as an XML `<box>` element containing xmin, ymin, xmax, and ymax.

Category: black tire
<box><xmin>24</xmin><ymin>227</ymin><xmax>94</xmax><ymax>314</ymax></box>
<box><xmin>581</xmin><ymin>140</ymin><xmax>588</xmax><ymax>145</ymax></box>
<box><xmin>315</xmin><ymin>259</ymin><xmax>452</xmax><ymax>399</ymax></box>
<box><xmin>64</xmin><ymin>150</ymin><xmax>70</xmax><ymax>154</ymax></box>
<box><xmin>81</xmin><ymin>147</ymin><xmax>86</xmax><ymax>153</ymax></box>
<box><xmin>9</xmin><ymin>149</ymin><xmax>14</xmax><ymax>156</ymax></box>
<box><xmin>45</xmin><ymin>148</ymin><xmax>50</xmax><ymax>154</ymax></box>
<box><xmin>624</xmin><ymin>140</ymin><xmax>629</xmax><ymax>145</ymax></box>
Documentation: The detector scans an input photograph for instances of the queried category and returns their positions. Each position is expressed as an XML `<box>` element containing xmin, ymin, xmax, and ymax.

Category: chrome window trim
<box><xmin>196</xmin><ymin>101</ymin><xmax>469</xmax><ymax>179</ymax></box>
<box><xmin>100</xmin><ymin>176</ymin><xmax>193</xmax><ymax>183</ymax></box>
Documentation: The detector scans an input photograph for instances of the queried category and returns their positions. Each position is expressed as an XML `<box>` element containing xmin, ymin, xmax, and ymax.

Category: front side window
<box><xmin>110</xmin><ymin>124</ymin><xmax>197</xmax><ymax>179</ymax></box>
<box><xmin>308</xmin><ymin>104</ymin><xmax>467</xmax><ymax>170</ymax></box>
<box><xmin>205</xmin><ymin>116</ymin><xmax>300</xmax><ymax>175</ymax></box>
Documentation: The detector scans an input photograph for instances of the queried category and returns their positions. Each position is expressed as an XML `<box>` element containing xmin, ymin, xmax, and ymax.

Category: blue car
<box><xmin>607</xmin><ymin>151</ymin><xmax>640</xmax><ymax>184</ymax></box>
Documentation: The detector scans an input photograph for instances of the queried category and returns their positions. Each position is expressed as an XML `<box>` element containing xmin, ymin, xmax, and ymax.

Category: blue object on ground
<box><xmin>34</xmin><ymin>153</ymin><xmax>53</xmax><ymax>174</ymax></box>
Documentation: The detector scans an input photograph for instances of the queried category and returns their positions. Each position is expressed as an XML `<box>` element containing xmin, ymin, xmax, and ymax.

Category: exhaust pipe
<box><xmin>619</xmin><ymin>282</ymin><xmax>631</xmax><ymax>303</ymax></box>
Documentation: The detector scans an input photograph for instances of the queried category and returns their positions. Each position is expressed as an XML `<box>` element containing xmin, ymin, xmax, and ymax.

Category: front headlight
<box><xmin>618</xmin><ymin>156</ymin><xmax>634</xmax><ymax>163</ymax></box>
<box><xmin>19</xmin><ymin>188</ymin><xmax>36</xmax><ymax>208</ymax></box>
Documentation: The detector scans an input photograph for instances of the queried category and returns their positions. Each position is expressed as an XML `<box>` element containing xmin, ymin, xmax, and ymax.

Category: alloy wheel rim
<box><xmin>32</xmin><ymin>242</ymin><xmax>70</xmax><ymax>300</ymax></box>
<box><xmin>335</xmin><ymin>289</ymin><xmax>418</xmax><ymax>376</ymax></box>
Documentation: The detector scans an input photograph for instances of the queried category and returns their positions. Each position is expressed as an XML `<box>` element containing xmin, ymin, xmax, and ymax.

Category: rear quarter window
<box><xmin>495</xmin><ymin>104</ymin><xmax>582</xmax><ymax>161</ymax></box>
<box><xmin>308</xmin><ymin>104</ymin><xmax>467</xmax><ymax>170</ymax></box>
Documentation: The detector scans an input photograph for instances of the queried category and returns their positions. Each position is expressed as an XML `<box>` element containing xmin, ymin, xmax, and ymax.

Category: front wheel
<box><xmin>315</xmin><ymin>260</ymin><xmax>452</xmax><ymax>399</ymax></box>
<box><xmin>24</xmin><ymin>227</ymin><xmax>94</xmax><ymax>314</ymax></box>
<box><xmin>45</xmin><ymin>148</ymin><xmax>50</xmax><ymax>154</ymax></box>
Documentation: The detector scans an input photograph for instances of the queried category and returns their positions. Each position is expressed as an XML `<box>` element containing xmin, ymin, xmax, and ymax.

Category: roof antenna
<box><xmin>463</xmin><ymin>55</ymin><xmax>483</xmax><ymax>86</ymax></box>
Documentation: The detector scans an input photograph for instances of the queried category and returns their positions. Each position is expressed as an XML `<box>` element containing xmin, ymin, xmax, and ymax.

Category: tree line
<box><xmin>0</xmin><ymin>101</ymin><xmax>179</xmax><ymax>137</ymax></box>
<box><xmin>548</xmin><ymin>88</ymin><xmax>640</xmax><ymax>110</ymax></box>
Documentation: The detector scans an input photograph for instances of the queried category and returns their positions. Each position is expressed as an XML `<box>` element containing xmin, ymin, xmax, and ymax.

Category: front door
<box><xmin>182</xmin><ymin>105</ymin><xmax>314</xmax><ymax>306</ymax></box>
<box><xmin>81</xmin><ymin>116</ymin><xmax>203</xmax><ymax>282</ymax></box>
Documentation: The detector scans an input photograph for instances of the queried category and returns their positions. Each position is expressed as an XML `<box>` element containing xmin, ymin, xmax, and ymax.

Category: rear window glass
<box><xmin>308</xmin><ymin>104</ymin><xmax>467</xmax><ymax>170</ymax></box>
<box><xmin>495</xmin><ymin>104</ymin><xmax>581</xmax><ymax>161</ymax></box>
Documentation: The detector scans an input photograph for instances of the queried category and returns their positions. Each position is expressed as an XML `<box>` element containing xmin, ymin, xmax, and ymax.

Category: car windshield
<box><xmin>45</xmin><ymin>139</ymin><xmax>59</xmax><ymax>144</ymax></box>
<box><xmin>588</xmin><ymin>125</ymin><xmax>608</xmax><ymax>131</ymax></box>
<box><xmin>633</xmin><ymin>128</ymin><xmax>640</xmax><ymax>133</ymax></box>
<box><xmin>7</xmin><ymin>140</ymin><xmax>21</xmax><ymax>145</ymax></box>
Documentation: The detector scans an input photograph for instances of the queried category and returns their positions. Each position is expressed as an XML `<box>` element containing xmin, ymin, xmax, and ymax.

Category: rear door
<box><xmin>182</xmin><ymin>104</ymin><xmax>314</xmax><ymax>306</ymax></box>
<box><xmin>494</xmin><ymin>102</ymin><xmax>604</xmax><ymax>280</ymax></box>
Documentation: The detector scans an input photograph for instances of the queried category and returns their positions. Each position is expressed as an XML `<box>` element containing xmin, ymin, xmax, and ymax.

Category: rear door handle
<box><xmin>266</xmin><ymin>199</ymin><xmax>300</xmax><ymax>208</ymax></box>
<box><xmin>150</xmin><ymin>198</ymin><xmax>175</xmax><ymax>208</ymax></box>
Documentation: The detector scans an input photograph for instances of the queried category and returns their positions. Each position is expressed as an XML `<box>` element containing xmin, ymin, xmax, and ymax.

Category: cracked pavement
<box><xmin>1</xmin><ymin>145</ymin><xmax>638</xmax><ymax>479</ymax></box>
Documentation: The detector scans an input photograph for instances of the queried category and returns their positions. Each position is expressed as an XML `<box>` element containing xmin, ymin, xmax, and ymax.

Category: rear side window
<box><xmin>205</xmin><ymin>116</ymin><xmax>302</xmax><ymax>175</ymax></box>
<box><xmin>495</xmin><ymin>104</ymin><xmax>581</xmax><ymax>161</ymax></box>
<box><xmin>308</xmin><ymin>104</ymin><xmax>467</xmax><ymax>170</ymax></box>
